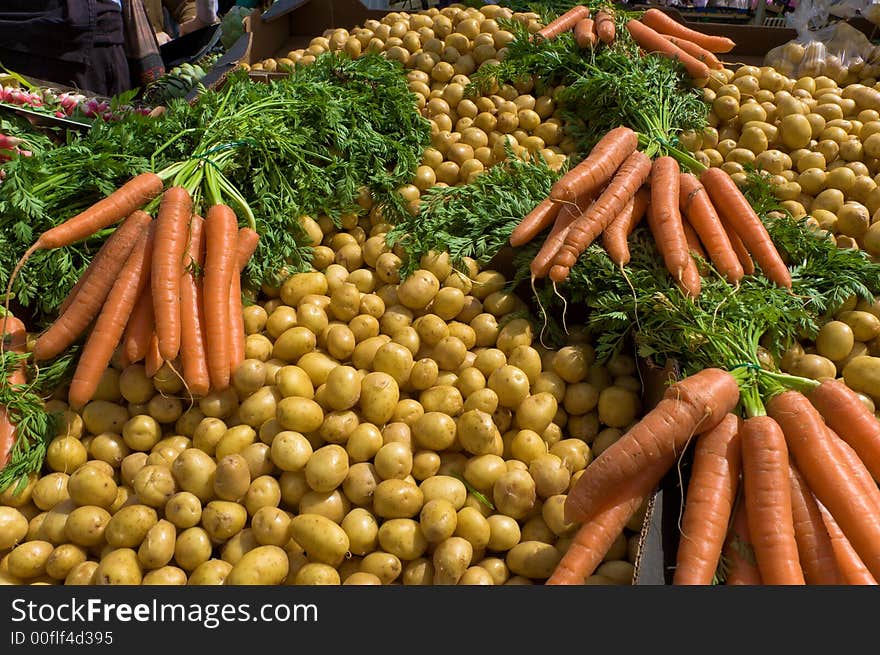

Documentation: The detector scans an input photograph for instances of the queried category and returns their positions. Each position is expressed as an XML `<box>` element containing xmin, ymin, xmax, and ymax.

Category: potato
<box><xmin>529</xmin><ymin>453</ymin><xmax>571</xmax><ymax>499</ymax></box>
<box><xmin>341</xmin><ymin>462</ymin><xmax>380</xmax><ymax>507</ymax></box>
<box><xmin>31</xmin><ymin>472</ymin><xmax>69</xmax><ymax>511</ymax></box>
<box><xmin>488</xmin><ymin>365</ymin><xmax>531</xmax><ymax>409</ymax></box>
<box><xmin>838</xmin><ymin>310</ymin><xmax>880</xmax><ymax>342</ymax></box>
<box><xmin>138</xmin><ymin>519</ymin><xmax>176</xmax><ymax>570</ymax></box>
<box><xmin>432</xmin><ymin>536</ymin><xmax>473</xmax><ymax>585</ymax></box>
<box><xmin>506</xmin><ymin>540</ymin><xmax>561</xmax><ymax>580</ymax></box>
<box><xmin>341</xmin><ymin>507</ymin><xmax>379</xmax><ymax>555</ymax></box>
<box><xmin>373</xmin><ymin>479</ymin><xmax>424</xmax><ymax>518</ymax></box>
<box><xmin>45</xmin><ymin>543</ymin><xmax>87</xmax><ymax>581</ymax></box>
<box><xmin>815</xmin><ymin>320</ymin><xmax>856</xmax><ymax>361</ymax></box>
<box><xmin>7</xmin><ymin>540</ymin><xmax>53</xmax><ymax>578</ymax></box>
<box><xmin>226</xmin><ymin>545</ymin><xmax>289</xmax><ymax>585</ymax></box>
<box><xmin>67</xmin><ymin>465</ymin><xmax>117</xmax><ymax>509</ymax></box>
<box><xmin>277</xmin><ymin>397</ymin><xmax>324</xmax><ymax>433</ymax></box>
<box><xmin>201</xmin><ymin>500</ymin><xmax>248</xmax><ymax>543</ymax></box>
<box><xmin>597</xmin><ymin>385</ymin><xmax>642</xmax><ymax>428</ymax></box>
<box><xmin>133</xmin><ymin>464</ymin><xmax>177</xmax><ymax>509</ymax></box>
<box><xmin>165</xmin><ymin>491</ymin><xmax>202</xmax><ymax>529</ymax></box>
<box><xmin>94</xmin><ymin>548</ymin><xmax>142</xmax><ymax>585</ymax></box>
<box><xmin>187</xmin><ymin>559</ymin><xmax>233</xmax><ymax>585</ymax></box>
<box><xmin>63</xmin><ymin>505</ymin><xmax>110</xmax><ymax>547</ymax></box>
<box><xmin>457</xmin><ymin>409</ymin><xmax>502</xmax><ymax>456</ymax></box>
<box><xmin>280</xmin><ymin>272</ymin><xmax>328</xmax><ymax>308</ymax></box>
<box><xmin>492</xmin><ymin>469</ymin><xmax>536</xmax><ymax>519</ymax></box>
<box><xmin>378</xmin><ymin>518</ymin><xmax>428</xmax><ymax>560</ymax></box>
<box><xmin>103</xmin><ymin>504</ymin><xmax>157</xmax><ymax>548</ymax></box>
<box><xmin>843</xmin><ymin>356</ymin><xmax>880</xmax><ymax>398</ymax></box>
<box><xmin>305</xmin><ymin>444</ymin><xmax>349</xmax><ymax>492</ymax></box>
<box><xmin>0</xmin><ymin>507</ymin><xmax>28</xmax><ymax>550</ymax></box>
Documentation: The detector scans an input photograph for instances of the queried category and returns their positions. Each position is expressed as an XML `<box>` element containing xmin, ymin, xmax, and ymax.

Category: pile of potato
<box><xmin>681</xmin><ymin>64</ymin><xmax>880</xmax><ymax>257</ymax></box>
<box><xmin>245</xmin><ymin>4</ymin><xmax>574</xmax><ymax>208</ymax></box>
<box><xmin>0</xmin><ymin>196</ymin><xmax>647</xmax><ymax>585</ymax></box>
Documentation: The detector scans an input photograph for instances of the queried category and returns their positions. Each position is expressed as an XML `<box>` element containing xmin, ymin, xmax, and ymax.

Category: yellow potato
<box><xmin>289</xmin><ymin>513</ymin><xmax>350</xmax><ymax>566</ymax></box>
<box><xmin>94</xmin><ymin>548</ymin><xmax>142</xmax><ymax>585</ymax></box>
<box><xmin>226</xmin><ymin>545</ymin><xmax>289</xmax><ymax>585</ymax></box>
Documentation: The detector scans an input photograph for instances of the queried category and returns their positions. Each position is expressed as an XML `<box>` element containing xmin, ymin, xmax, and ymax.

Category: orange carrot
<box><xmin>678</xmin><ymin>172</ymin><xmax>743</xmax><ymax>284</ymax></box>
<box><xmin>828</xmin><ymin>428</ymin><xmax>880</xmax><ymax>517</ymax></box>
<box><xmin>180</xmin><ymin>215</ymin><xmax>210</xmax><ymax>397</ymax></box>
<box><xmin>509</xmin><ymin>197</ymin><xmax>563</xmax><ymax>247</ymax></box>
<box><xmin>816</xmin><ymin>499</ymin><xmax>878</xmax><ymax>585</ymax></box>
<box><xmin>646</xmin><ymin>156</ymin><xmax>689</xmax><ymax>282</ymax></box>
<box><xmin>203</xmin><ymin>204</ymin><xmax>239</xmax><ymax>391</ymax></box>
<box><xmin>678</xmin><ymin>250</ymin><xmax>702</xmax><ymax>298</ymax></box>
<box><xmin>602</xmin><ymin>186</ymin><xmax>650</xmax><ymax>266</ymax></box>
<box><xmin>551</xmin><ymin>149</ymin><xmax>653</xmax><ymax>281</ymax></box>
<box><xmin>722</xmin><ymin>497</ymin><xmax>762</xmax><ymax>585</ymax></box>
<box><xmin>788</xmin><ymin>463</ymin><xmax>842</xmax><ymax>585</ymax></box>
<box><xmin>0</xmin><ymin>312</ymin><xmax>27</xmax><ymax>467</ymax></box>
<box><xmin>663</xmin><ymin>34</ymin><xmax>724</xmax><ymax>69</ymax></box>
<box><xmin>122</xmin><ymin>283</ymin><xmax>155</xmax><ymax>364</ymax></box>
<box><xmin>639</xmin><ymin>8</ymin><xmax>736</xmax><ymax>53</ymax></box>
<box><xmin>550</xmin><ymin>126</ymin><xmax>638</xmax><ymax>204</ymax></box>
<box><xmin>33</xmin><ymin>210</ymin><xmax>153</xmax><ymax>362</ymax></box>
<box><xmin>673</xmin><ymin>413</ymin><xmax>741</xmax><ymax>585</ymax></box>
<box><xmin>594</xmin><ymin>10</ymin><xmax>615</xmax><ymax>44</ymax></box>
<box><xmin>531</xmin><ymin>195</ymin><xmax>592</xmax><ymax>280</ymax></box>
<box><xmin>151</xmin><ymin>187</ymin><xmax>192</xmax><ymax>362</ymax></box>
<box><xmin>720</xmin><ymin>213</ymin><xmax>755</xmax><ymax>276</ymax></box>
<box><xmin>68</xmin><ymin>223</ymin><xmax>154</xmax><ymax>409</ymax></box>
<box><xmin>564</xmin><ymin>367</ymin><xmax>740</xmax><ymax>523</ymax></box>
<box><xmin>548</xmin><ymin>457</ymin><xmax>671</xmax><ymax>584</ymax></box>
<box><xmin>701</xmin><ymin>167</ymin><xmax>791</xmax><ymax>289</ymax></box>
<box><xmin>574</xmin><ymin>17</ymin><xmax>597</xmax><ymax>48</ymax></box>
<box><xmin>682</xmin><ymin>217</ymin><xmax>706</xmax><ymax>259</ymax></box>
<box><xmin>145</xmin><ymin>332</ymin><xmax>162</xmax><ymax>378</ymax></box>
<box><xmin>768</xmin><ymin>390</ymin><xmax>880</xmax><ymax>581</ymax></box>
<box><xmin>7</xmin><ymin>173</ymin><xmax>162</xmax><ymax>302</ymax></box>
<box><xmin>739</xmin><ymin>415</ymin><xmax>805</xmax><ymax>585</ymax></box>
<box><xmin>808</xmin><ymin>377</ymin><xmax>880</xmax><ymax>484</ymax></box>
<box><xmin>229</xmin><ymin>228</ymin><xmax>260</xmax><ymax>375</ymax></box>
<box><xmin>625</xmin><ymin>19</ymin><xmax>710</xmax><ymax>81</ymax></box>
<box><xmin>536</xmin><ymin>5</ymin><xmax>591</xmax><ymax>40</ymax></box>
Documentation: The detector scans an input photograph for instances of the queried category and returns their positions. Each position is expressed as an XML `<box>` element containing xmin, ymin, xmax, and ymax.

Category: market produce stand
<box><xmin>3</xmin><ymin>1</ymin><xmax>880</xmax><ymax>588</ymax></box>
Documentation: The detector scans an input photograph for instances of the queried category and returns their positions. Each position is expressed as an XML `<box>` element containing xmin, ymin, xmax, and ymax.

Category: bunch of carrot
<box><xmin>1</xmin><ymin>173</ymin><xmax>258</xmax><ymax>410</ymax></box>
<box><xmin>546</xmin><ymin>366</ymin><xmax>880</xmax><ymax>586</ymax></box>
<box><xmin>535</xmin><ymin>5</ymin><xmax>733</xmax><ymax>81</ymax></box>
<box><xmin>509</xmin><ymin>126</ymin><xmax>791</xmax><ymax>297</ymax></box>
<box><xmin>0</xmin><ymin>310</ymin><xmax>27</xmax><ymax>468</ymax></box>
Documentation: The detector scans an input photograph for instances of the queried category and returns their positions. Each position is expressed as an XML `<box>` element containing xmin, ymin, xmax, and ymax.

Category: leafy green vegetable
<box><xmin>385</xmin><ymin>155</ymin><xmax>559</xmax><ymax>278</ymax></box>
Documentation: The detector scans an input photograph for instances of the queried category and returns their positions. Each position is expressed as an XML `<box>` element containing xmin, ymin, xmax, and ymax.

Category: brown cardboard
<box><xmin>241</xmin><ymin>0</ymin><xmax>391</xmax><ymax>65</ymax></box>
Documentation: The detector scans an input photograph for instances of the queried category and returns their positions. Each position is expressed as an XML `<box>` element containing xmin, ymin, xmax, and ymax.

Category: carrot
<box><xmin>701</xmin><ymin>167</ymin><xmax>791</xmax><ymax>289</ymax></box>
<box><xmin>639</xmin><ymin>9</ymin><xmax>736</xmax><ymax>53</ymax></box>
<box><xmin>564</xmin><ymin>367</ymin><xmax>740</xmax><ymax>523</ymax></box>
<box><xmin>68</xmin><ymin>223</ymin><xmax>155</xmax><ymax>409</ymax></box>
<box><xmin>678</xmin><ymin>250</ymin><xmax>702</xmax><ymax>298</ymax></box>
<box><xmin>531</xmin><ymin>194</ymin><xmax>592</xmax><ymax>279</ymax></box>
<box><xmin>179</xmin><ymin>215</ymin><xmax>210</xmax><ymax>397</ymax></box>
<box><xmin>509</xmin><ymin>197</ymin><xmax>563</xmax><ymax>247</ymax></box>
<box><xmin>547</xmin><ymin>456</ymin><xmax>671</xmax><ymax>584</ymax></box>
<box><xmin>788</xmin><ymin>463</ymin><xmax>842</xmax><ymax>585</ymax></box>
<box><xmin>550</xmin><ymin>126</ymin><xmax>638</xmax><ymax>204</ymax></box>
<box><xmin>678</xmin><ymin>172</ymin><xmax>743</xmax><ymax>284</ymax></box>
<box><xmin>808</xmin><ymin>377</ymin><xmax>880</xmax><ymax>484</ymax></box>
<box><xmin>7</xmin><ymin>173</ymin><xmax>162</xmax><ymax>303</ymax></box>
<box><xmin>0</xmin><ymin>312</ymin><xmax>27</xmax><ymax>467</ymax></box>
<box><xmin>229</xmin><ymin>227</ymin><xmax>260</xmax><ymax>375</ymax></box>
<box><xmin>602</xmin><ymin>187</ymin><xmax>650</xmax><ymax>267</ymax></box>
<box><xmin>827</xmin><ymin>428</ymin><xmax>880</xmax><ymax>517</ymax></box>
<box><xmin>551</xmin><ymin>149</ymin><xmax>653</xmax><ymax>281</ymax></box>
<box><xmin>32</xmin><ymin>210</ymin><xmax>153</xmax><ymax>362</ymax></box>
<box><xmin>122</xmin><ymin>283</ymin><xmax>155</xmax><ymax>364</ymax></box>
<box><xmin>767</xmin><ymin>390</ymin><xmax>880</xmax><ymax>581</ymax></box>
<box><xmin>151</xmin><ymin>186</ymin><xmax>192</xmax><ymax>362</ymax></box>
<box><xmin>536</xmin><ymin>5</ymin><xmax>591</xmax><ymax>40</ymax></box>
<box><xmin>816</xmin><ymin>499</ymin><xmax>878</xmax><ymax>585</ymax></box>
<box><xmin>720</xmin><ymin>213</ymin><xmax>755</xmax><ymax>276</ymax></box>
<box><xmin>625</xmin><ymin>19</ymin><xmax>710</xmax><ymax>82</ymax></box>
<box><xmin>662</xmin><ymin>34</ymin><xmax>724</xmax><ymax>69</ymax></box>
<box><xmin>594</xmin><ymin>10</ymin><xmax>615</xmax><ymax>44</ymax></box>
<box><xmin>681</xmin><ymin>218</ymin><xmax>706</xmax><ymax>259</ymax></box>
<box><xmin>573</xmin><ymin>17</ymin><xmax>597</xmax><ymax>49</ymax></box>
<box><xmin>646</xmin><ymin>156</ymin><xmax>690</xmax><ymax>282</ymax></box>
<box><xmin>672</xmin><ymin>413</ymin><xmax>741</xmax><ymax>585</ymax></box>
<box><xmin>722</xmin><ymin>496</ymin><xmax>762</xmax><ymax>585</ymax></box>
<box><xmin>145</xmin><ymin>332</ymin><xmax>162</xmax><ymax>379</ymax></box>
<box><xmin>739</xmin><ymin>415</ymin><xmax>805</xmax><ymax>585</ymax></box>
<box><xmin>203</xmin><ymin>204</ymin><xmax>239</xmax><ymax>391</ymax></box>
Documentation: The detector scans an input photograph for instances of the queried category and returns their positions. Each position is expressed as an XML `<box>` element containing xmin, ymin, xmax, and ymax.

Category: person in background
<box><xmin>144</xmin><ymin>0</ymin><xmax>219</xmax><ymax>44</ymax></box>
<box><xmin>0</xmin><ymin>0</ymin><xmax>132</xmax><ymax>97</ymax></box>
